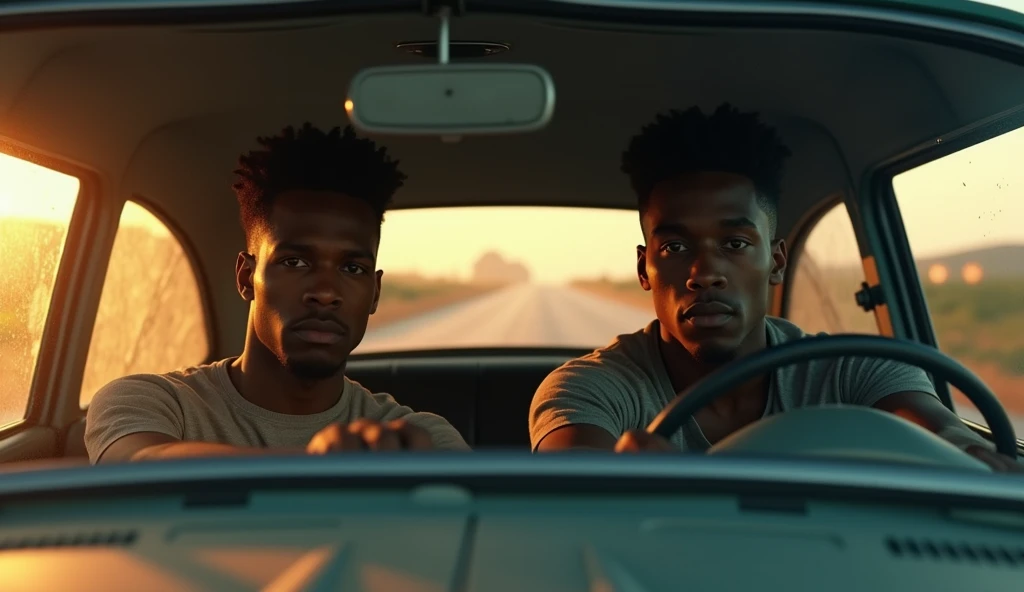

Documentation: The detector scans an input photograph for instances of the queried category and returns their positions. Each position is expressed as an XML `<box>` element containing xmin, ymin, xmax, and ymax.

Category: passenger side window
<box><xmin>893</xmin><ymin>125</ymin><xmax>1024</xmax><ymax>432</ymax></box>
<box><xmin>786</xmin><ymin>202</ymin><xmax>879</xmax><ymax>335</ymax></box>
<box><xmin>0</xmin><ymin>152</ymin><xmax>80</xmax><ymax>428</ymax></box>
<box><xmin>79</xmin><ymin>201</ymin><xmax>210</xmax><ymax>406</ymax></box>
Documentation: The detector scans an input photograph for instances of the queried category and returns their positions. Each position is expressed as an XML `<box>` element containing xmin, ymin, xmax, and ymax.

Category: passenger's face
<box><xmin>237</xmin><ymin>190</ymin><xmax>381</xmax><ymax>380</ymax></box>
<box><xmin>637</xmin><ymin>172</ymin><xmax>787</xmax><ymax>364</ymax></box>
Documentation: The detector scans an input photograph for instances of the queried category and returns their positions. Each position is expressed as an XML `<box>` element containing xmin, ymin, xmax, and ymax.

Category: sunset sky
<box><xmin>2</xmin><ymin>123</ymin><xmax>1024</xmax><ymax>284</ymax></box>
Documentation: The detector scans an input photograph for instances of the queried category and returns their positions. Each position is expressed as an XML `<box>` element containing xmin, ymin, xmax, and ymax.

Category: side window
<box><xmin>893</xmin><ymin>125</ymin><xmax>1024</xmax><ymax>430</ymax></box>
<box><xmin>786</xmin><ymin>202</ymin><xmax>879</xmax><ymax>335</ymax></box>
<box><xmin>0</xmin><ymin>153</ymin><xmax>80</xmax><ymax>427</ymax></box>
<box><xmin>79</xmin><ymin>201</ymin><xmax>210</xmax><ymax>406</ymax></box>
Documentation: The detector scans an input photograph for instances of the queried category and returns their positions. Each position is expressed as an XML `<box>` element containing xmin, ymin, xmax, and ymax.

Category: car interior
<box><xmin>5</xmin><ymin>3</ymin><xmax>1024</xmax><ymax>591</ymax></box>
<box><xmin>3</xmin><ymin>2</ymin><xmax>1024</xmax><ymax>465</ymax></box>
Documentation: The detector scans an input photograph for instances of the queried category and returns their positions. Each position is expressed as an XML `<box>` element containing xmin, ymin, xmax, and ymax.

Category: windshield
<box><xmin>0</xmin><ymin>0</ymin><xmax>1022</xmax><ymax>484</ymax></box>
<box><xmin>358</xmin><ymin>206</ymin><xmax>651</xmax><ymax>354</ymax></box>
<box><xmin>969</xmin><ymin>0</ymin><xmax>1024</xmax><ymax>13</ymax></box>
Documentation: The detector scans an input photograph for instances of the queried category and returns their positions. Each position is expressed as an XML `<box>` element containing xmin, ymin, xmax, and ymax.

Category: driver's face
<box><xmin>241</xmin><ymin>189</ymin><xmax>382</xmax><ymax>380</ymax></box>
<box><xmin>637</xmin><ymin>172</ymin><xmax>787</xmax><ymax>364</ymax></box>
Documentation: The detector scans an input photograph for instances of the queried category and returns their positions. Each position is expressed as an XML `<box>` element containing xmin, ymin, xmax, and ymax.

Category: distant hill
<box><xmin>916</xmin><ymin>244</ymin><xmax>1024</xmax><ymax>281</ymax></box>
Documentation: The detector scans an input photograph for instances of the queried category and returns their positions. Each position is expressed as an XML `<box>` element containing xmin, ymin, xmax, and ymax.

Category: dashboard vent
<box><xmin>0</xmin><ymin>530</ymin><xmax>137</xmax><ymax>551</ymax></box>
<box><xmin>885</xmin><ymin>537</ymin><xmax>1023</xmax><ymax>568</ymax></box>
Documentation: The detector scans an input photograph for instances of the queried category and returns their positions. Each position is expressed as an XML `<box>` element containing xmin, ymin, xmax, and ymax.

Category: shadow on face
<box><xmin>240</xmin><ymin>189</ymin><xmax>382</xmax><ymax>380</ymax></box>
<box><xmin>637</xmin><ymin>172</ymin><xmax>787</xmax><ymax>364</ymax></box>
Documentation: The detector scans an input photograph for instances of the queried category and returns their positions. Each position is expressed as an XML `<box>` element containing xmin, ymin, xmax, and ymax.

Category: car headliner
<box><xmin>1</xmin><ymin>3</ymin><xmax>1023</xmax><ymax>355</ymax></box>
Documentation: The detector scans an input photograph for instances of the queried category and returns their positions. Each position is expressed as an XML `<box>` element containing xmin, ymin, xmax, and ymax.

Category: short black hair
<box><xmin>233</xmin><ymin>123</ymin><xmax>406</xmax><ymax>244</ymax></box>
<box><xmin>621</xmin><ymin>103</ymin><xmax>791</xmax><ymax>235</ymax></box>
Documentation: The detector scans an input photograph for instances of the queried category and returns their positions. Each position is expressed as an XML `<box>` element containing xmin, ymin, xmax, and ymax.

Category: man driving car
<box><xmin>85</xmin><ymin>123</ymin><xmax>469</xmax><ymax>463</ymax></box>
<box><xmin>530</xmin><ymin>103</ymin><xmax>1019</xmax><ymax>472</ymax></box>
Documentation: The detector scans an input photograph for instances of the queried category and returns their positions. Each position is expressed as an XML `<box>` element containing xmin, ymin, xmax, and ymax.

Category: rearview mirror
<box><xmin>345</xmin><ymin>64</ymin><xmax>556</xmax><ymax>136</ymax></box>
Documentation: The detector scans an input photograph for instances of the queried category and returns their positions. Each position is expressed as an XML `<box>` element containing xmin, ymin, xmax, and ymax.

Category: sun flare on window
<box><xmin>0</xmin><ymin>150</ymin><xmax>81</xmax><ymax>426</ymax></box>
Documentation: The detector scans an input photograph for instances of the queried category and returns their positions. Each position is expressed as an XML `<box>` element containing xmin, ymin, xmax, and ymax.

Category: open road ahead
<box><xmin>358</xmin><ymin>283</ymin><xmax>652</xmax><ymax>353</ymax></box>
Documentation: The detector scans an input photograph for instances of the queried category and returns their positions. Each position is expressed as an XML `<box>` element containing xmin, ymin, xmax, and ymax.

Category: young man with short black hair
<box><xmin>530</xmin><ymin>104</ymin><xmax>1018</xmax><ymax>472</ymax></box>
<box><xmin>87</xmin><ymin>124</ymin><xmax>468</xmax><ymax>463</ymax></box>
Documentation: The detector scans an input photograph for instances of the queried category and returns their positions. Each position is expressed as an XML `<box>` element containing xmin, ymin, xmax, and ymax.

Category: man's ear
<box><xmin>769</xmin><ymin>239</ymin><xmax>788</xmax><ymax>286</ymax></box>
<box><xmin>370</xmin><ymin>269</ymin><xmax>383</xmax><ymax>314</ymax></box>
<box><xmin>236</xmin><ymin>252</ymin><xmax>256</xmax><ymax>301</ymax></box>
<box><xmin>637</xmin><ymin>245</ymin><xmax>652</xmax><ymax>291</ymax></box>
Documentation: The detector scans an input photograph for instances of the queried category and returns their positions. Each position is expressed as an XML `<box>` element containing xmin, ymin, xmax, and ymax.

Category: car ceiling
<box><xmin>1</xmin><ymin>9</ymin><xmax>1023</xmax><ymax>352</ymax></box>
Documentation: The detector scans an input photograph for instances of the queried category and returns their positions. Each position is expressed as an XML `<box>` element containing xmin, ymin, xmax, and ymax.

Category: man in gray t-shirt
<box><xmin>530</xmin><ymin>104</ymin><xmax>1018</xmax><ymax>472</ymax></box>
<box><xmin>86</xmin><ymin>124</ymin><xmax>468</xmax><ymax>464</ymax></box>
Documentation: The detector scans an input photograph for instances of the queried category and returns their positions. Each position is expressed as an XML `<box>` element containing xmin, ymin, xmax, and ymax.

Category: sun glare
<box><xmin>962</xmin><ymin>262</ymin><xmax>984</xmax><ymax>285</ymax></box>
<box><xmin>0</xmin><ymin>152</ymin><xmax>79</xmax><ymax>223</ymax></box>
<box><xmin>0</xmin><ymin>151</ymin><xmax>170</xmax><ymax>237</ymax></box>
<box><xmin>928</xmin><ymin>264</ymin><xmax>949</xmax><ymax>285</ymax></box>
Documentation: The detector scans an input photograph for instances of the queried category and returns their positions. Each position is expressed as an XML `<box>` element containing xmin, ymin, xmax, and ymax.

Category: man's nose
<box><xmin>685</xmin><ymin>252</ymin><xmax>728</xmax><ymax>291</ymax></box>
<box><xmin>302</xmin><ymin>275</ymin><xmax>343</xmax><ymax>308</ymax></box>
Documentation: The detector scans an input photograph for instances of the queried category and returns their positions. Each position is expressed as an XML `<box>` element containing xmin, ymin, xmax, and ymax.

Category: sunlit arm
<box><xmin>98</xmin><ymin>432</ymin><xmax>303</xmax><ymax>464</ymax></box>
<box><xmin>535</xmin><ymin>424</ymin><xmax>619</xmax><ymax>451</ymax></box>
<box><xmin>873</xmin><ymin>391</ymin><xmax>1022</xmax><ymax>473</ymax></box>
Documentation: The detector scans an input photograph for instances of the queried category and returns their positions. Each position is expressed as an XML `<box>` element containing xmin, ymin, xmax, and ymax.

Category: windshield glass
<box><xmin>969</xmin><ymin>0</ymin><xmax>1024</xmax><ymax>13</ymax></box>
<box><xmin>358</xmin><ymin>206</ymin><xmax>651</xmax><ymax>354</ymax></box>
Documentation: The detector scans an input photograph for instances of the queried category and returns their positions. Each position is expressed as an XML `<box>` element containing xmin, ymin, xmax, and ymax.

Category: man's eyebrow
<box><xmin>273</xmin><ymin>241</ymin><xmax>313</xmax><ymax>254</ymax></box>
<box><xmin>345</xmin><ymin>248</ymin><xmax>376</xmax><ymax>260</ymax></box>
<box><xmin>650</xmin><ymin>217</ymin><xmax>758</xmax><ymax>235</ymax></box>
<box><xmin>651</xmin><ymin>223</ymin><xmax>689</xmax><ymax>236</ymax></box>
<box><xmin>273</xmin><ymin>242</ymin><xmax>375</xmax><ymax>260</ymax></box>
<box><xmin>720</xmin><ymin>216</ymin><xmax>758</xmax><ymax>229</ymax></box>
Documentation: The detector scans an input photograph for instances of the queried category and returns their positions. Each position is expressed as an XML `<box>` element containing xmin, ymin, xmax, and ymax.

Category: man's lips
<box><xmin>682</xmin><ymin>301</ymin><xmax>735</xmax><ymax>328</ymax></box>
<box><xmin>291</xmin><ymin>319</ymin><xmax>346</xmax><ymax>345</ymax></box>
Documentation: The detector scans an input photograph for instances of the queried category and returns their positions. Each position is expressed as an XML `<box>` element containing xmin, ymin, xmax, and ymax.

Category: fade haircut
<box><xmin>233</xmin><ymin>123</ymin><xmax>407</xmax><ymax>246</ymax></box>
<box><xmin>621</xmin><ymin>103</ymin><xmax>791</xmax><ymax>236</ymax></box>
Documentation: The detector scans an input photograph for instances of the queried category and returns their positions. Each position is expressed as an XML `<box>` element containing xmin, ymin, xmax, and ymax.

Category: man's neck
<box><xmin>657</xmin><ymin>318</ymin><xmax>770</xmax><ymax>412</ymax></box>
<box><xmin>228</xmin><ymin>331</ymin><xmax>346</xmax><ymax>415</ymax></box>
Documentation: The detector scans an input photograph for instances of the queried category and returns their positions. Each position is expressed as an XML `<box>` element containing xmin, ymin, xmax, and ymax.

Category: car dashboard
<box><xmin>0</xmin><ymin>454</ymin><xmax>1022</xmax><ymax>591</ymax></box>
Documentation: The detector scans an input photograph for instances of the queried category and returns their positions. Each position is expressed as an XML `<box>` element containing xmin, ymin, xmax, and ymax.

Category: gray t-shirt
<box><xmin>85</xmin><ymin>357</ymin><xmax>469</xmax><ymax>463</ymax></box>
<box><xmin>529</xmin><ymin>317</ymin><xmax>938</xmax><ymax>451</ymax></box>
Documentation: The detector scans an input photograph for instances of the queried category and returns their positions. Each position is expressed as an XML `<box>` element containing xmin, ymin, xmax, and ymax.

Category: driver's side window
<box><xmin>894</xmin><ymin>124</ymin><xmax>1024</xmax><ymax>433</ymax></box>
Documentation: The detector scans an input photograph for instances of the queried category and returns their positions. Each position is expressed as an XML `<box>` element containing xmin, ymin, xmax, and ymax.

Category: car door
<box><xmin>0</xmin><ymin>142</ymin><xmax>214</xmax><ymax>463</ymax></box>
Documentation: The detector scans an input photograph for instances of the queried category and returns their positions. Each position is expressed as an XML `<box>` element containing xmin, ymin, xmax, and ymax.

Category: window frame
<box><xmin>0</xmin><ymin>137</ymin><xmax>103</xmax><ymax>437</ymax></box>
<box><xmin>72</xmin><ymin>194</ymin><xmax>218</xmax><ymax>412</ymax></box>
<box><xmin>862</xmin><ymin>103</ymin><xmax>1024</xmax><ymax>433</ymax></box>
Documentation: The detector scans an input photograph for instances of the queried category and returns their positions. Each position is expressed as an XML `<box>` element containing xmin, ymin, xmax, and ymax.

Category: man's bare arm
<box><xmin>97</xmin><ymin>418</ymin><xmax>441</xmax><ymax>463</ymax></box>
<box><xmin>873</xmin><ymin>391</ymin><xmax>1021</xmax><ymax>472</ymax></box>
<box><xmin>535</xmin><ymin>424</ymin><xmax>619</xmax><ymax>451</ymax></box>
<box><xmin>97</xmin><ymin>432</ymin><xmax>302</xmax><ymax>464</ymax></box>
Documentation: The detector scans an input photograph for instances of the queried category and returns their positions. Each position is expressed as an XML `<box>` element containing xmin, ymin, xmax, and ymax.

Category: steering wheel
<box><xmin>646</xmin><ymin>334</ymin><xmax>1019</xmax><ymax>459</ymax></box>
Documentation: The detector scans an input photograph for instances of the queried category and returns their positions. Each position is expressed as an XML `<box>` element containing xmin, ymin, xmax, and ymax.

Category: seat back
<box><xmin>63</xmin><ymin>353</ymin><xmax>573</xmax><ymax>457</ymax></box>
<box><xmin>346</xmin><ymin>354</ymin><xmax>572</xmax><ymax>448</ymax></box>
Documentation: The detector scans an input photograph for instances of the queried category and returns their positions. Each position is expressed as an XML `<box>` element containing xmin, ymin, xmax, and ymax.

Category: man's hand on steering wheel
<box><xmin>613</xmin><ymin>427</ymin><xmax>1022</xmax><ymax>472</ymax></box>
<box><xmin>640</xmin><ymin>335</ymin><xmax>1022</xmax><ymax>474</ymax></box>
<box><xmin>963</xmin><ymin>445</ymin><xmax>1023</xmax><ymax>473</ymax></box>
<box><xmin>306</xmin><ymin>418</ymin><xmax>434</xmax><ymax>453</ymax></box>
<box><xmin>614</xmin><ymin>430</ymin><xmax>674</xmax><ymax>452</ymax></box>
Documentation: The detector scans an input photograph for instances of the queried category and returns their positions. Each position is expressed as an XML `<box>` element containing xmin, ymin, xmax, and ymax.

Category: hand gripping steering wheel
<box><xmin>646</xmin><ymin>334</ymin><xmax>1018</xmax><ymax>458</ymax></box>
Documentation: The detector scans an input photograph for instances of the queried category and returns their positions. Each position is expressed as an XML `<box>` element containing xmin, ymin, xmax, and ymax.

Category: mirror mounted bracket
<box><xmin>346</xmin><ymin>0</ymin><xmax>554</xmax><ymax>137</ymax></box>
<box><xmin>423</xmin><ymin>1</ymin><xmax>464</xmax><ymax>65</ymax></box>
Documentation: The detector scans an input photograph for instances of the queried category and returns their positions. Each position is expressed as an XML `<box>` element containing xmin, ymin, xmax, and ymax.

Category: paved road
<box><xmin>356</xmin><ymin>283</ymin><xmax>1024</xmax><ymax>436</ymax></box>
<box><xmin>357</xmin><ymin>283</ymin><xmax>652</xmax><ymax>353</ymax></box>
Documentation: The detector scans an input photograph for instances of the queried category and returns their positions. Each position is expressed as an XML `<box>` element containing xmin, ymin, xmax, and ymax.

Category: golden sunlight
<box><xmin>927</xmin><ymin>264</ymin><xmax>949</xmax><ymax>285</ymax></box>
<box><xmin>0</xmin><ymin>152</ymin><xmax>78</xmax><ymax>222</ymax></box>
<box><xmin>962</xmin><ymin>262</ymin><xmax>984</xmax><ymax>285</ymax></box>
<box><xmin>0</xmin><ymin>151</ymin><xmax>81</xmax><ymax>426</ymax></box>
